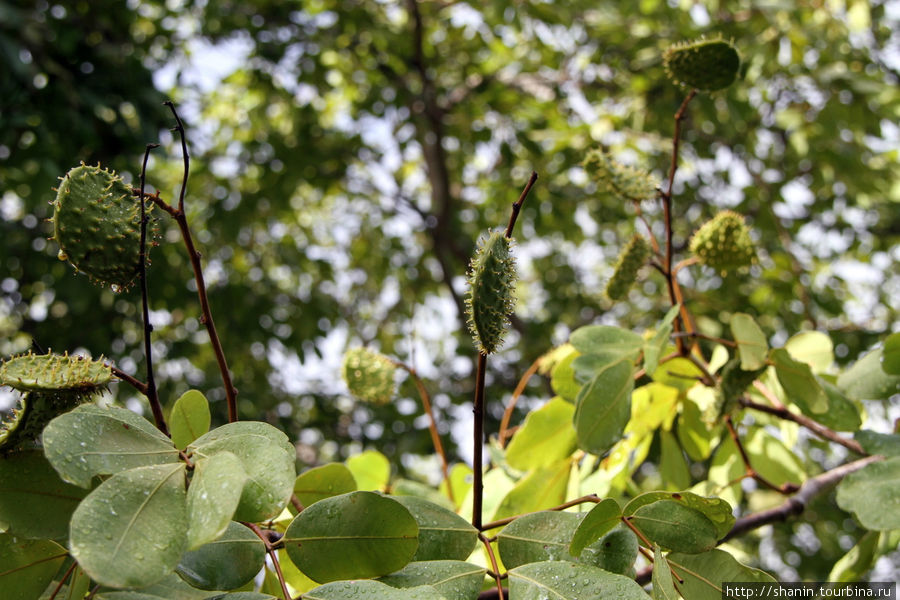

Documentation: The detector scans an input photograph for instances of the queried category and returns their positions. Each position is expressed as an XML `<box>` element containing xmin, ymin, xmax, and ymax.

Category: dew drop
<box><xmin>57</xmin><ymin>250</ymin><xmax>68</xmax><ymax>261</ymax></box>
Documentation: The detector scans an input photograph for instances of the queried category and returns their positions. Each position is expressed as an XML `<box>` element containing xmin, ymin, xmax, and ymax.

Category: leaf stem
<box><xmin>478</xmin><ymin>533</ymin><xmax>507</xmax><ymax>600</ymax></box>
<box><xmin>47</xmin><ymin>560</ymin><xmax>77</xmax><ymax>600</ymax></box>
<box><xmin>472</xmin><ymin>352</ymin><xmax>487</xmax><ymax>530</ymax></box>
<box><xmin>138</xmin><ymin>143</ymin><xmax>167</xmax><ymax>435</ymax></box>
<box><xmin>244</xmin><ymin>522</ymin><xmax>291</xmax><ymax>600</ymax></box>
<box><xmin>725</xmin><ymin>415</ymin><xmax>799</xmax><ymax>495</ymax></box>
<box><xmin>498</xmin><ymin>356</ymin><xmax>542</xmax><ymax>447</ymax></box>
<box><xmin>163</xmin><ymin>101</ymin><xmax>239</xmax><ymax>422</ymax></box>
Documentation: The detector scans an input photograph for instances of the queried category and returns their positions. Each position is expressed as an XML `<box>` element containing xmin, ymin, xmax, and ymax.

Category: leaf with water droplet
<box><xmin>0</xmin><ymin>534</ymin><xmax>67</xmax><ymax>599</ymax></box>
<box><xmin>378</xmin><ymin>560</ymin><xmax>485</xmax><ymax>599</ymax></box>
<box><xmin>392</xmin><ymin>495</ymin><xmax>477</xmax><ymax>562</ymax></box>
<box><xmin>185</xmin><ymin>451</ymin><xmax>247</xmax><ymax>549</ymax></box>
<box><xmin>508</xmin><ymin>560</ymin><xmax>647</xmax><ymax>599</ymax></box>
<box><xmin>176</xmin><ymin>521</ymin><xmax>265</xmax><ymax>591</ymax></box>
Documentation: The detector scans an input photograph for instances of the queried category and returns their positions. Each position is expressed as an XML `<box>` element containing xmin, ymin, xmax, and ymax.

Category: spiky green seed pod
<box><xmin>605</xmin><ymin>234</ymin><xmax>650</xmax><ymax>301</ymax></box>
<box><xmin>0</xmin><ymin>352</ymin><xmax>112</xmax><ymax>450</ymax></box>
<box><xmin>53</xmin><ymin>163</ymin><xmax>155</xmax><ymax>289</ymax></box>
<box><xmin>582</xmin><ymin>150</ymin><xmax>658</xmax><ymax>203</ymax></box>
<box><xmin>466</xmin><ymin>231</ymin><xmax>517</xmax><ymax>355</ymax></box>
<box><xmin>342</xmin><ymin>347</ymin><xmax>397</xmax><ymax>405</ymax></box>
<box><xmin>689</xmin><ymin>210</ymin><xmax>756</xmax><ymax>273</ymax></box>
<box><xmin>663</xmin><ymin>37</ymin><xmax>741</xmax><ymax>92</ymax></box>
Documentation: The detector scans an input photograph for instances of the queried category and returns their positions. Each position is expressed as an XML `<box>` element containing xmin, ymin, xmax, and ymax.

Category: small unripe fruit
<box><xmin>605</xmin><ymin>234</ymin><xmax>650</xmax><ymax>301</ymax></box>
<box><xmin>342</xmin><ymin>347</ymin><xmax>397</xmax><ymax>405</ymax></box>
<box><xmin>53</xmin><ymin>163</ymin><xmax>155</xmax><ymax>289</ymax></box>
<box><xmin>583</xmin><ymin>150</ymin><xmax>658</xmax><ymax>203</ymax></box>
<box><xmin>689</xmin><ymin>210</ymin><xmax>756</xmax><ymax>273</ymax></box>
<box><xmin>664</xmin><ymin>37</ymin><xmax>741</xmax><ymax>91</ymax></box>
<box><xmin>465</xmin><ymin>231</ymin><xmax>517</xmax><ymax>355</ymax></box>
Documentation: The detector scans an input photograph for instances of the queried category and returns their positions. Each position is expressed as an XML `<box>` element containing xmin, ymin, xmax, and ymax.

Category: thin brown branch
<box><xmin>395</xmin><ymin>362</ymin><xmax>454</xmax><ymax>505</ymax></box>
<box><xmin>244</xmin><ymin>522</ymin><xmax>291</xmax><ymax>600</ymax></box>
<box><xmin>504</xmin><ymin>171</ymin><xmax>538</xmax><ymax>239</ymax></box>
<box><xmin>107</xmin><ymin>364</ymin><xmax>148</xmax><ymax>395</ymax></box>
<box><xmin>164</xmin><ymin>102</ymin><xmax>239</xmax><ymax>423</ymax></box>
<box><xmin>480</xmin><ymin>533</ymin><xmax>506</xmax><ymax>600</ymax></box>
<box><xmin>499</xmin><ymin>357</ymin><xmax>542</xmax><ymax>446</ymax></box>
<box><xmin>47</xmin><ymin>561</ymin><xmax>77</xmax><ymax>600</ymax></box>
<box><xmin>740</xmin><ymin>398</ymin><xmax>866</xmax><ymax>455</ymax></box>
<box><xmin>472</xmin><ymin>352</ymin><xmax>487</xmax><ymax>530</ymax></box>
<box><xmin>725</xmin><ymin>416</ymin><xmax>799</xmax><ymax>495</ymax></box>
<box><xmin>138</xmin><ymin>143</ymin><xmax>167</xmax><ymax>436</ymax></box>
<box><xmin>290</xmin><ymin>494</ymin><xmax>304</xmax><ymax>514</ymax></box>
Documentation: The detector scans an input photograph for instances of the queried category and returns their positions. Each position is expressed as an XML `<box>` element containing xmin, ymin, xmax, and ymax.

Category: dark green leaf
<box><xmin>379</xmin><ymin>560</ymin><xmax>485</xmax><ymax>600</ymax></box>
<box><xmin>43</xmin><ymin>404</ymin><xmax>179</xmax><ymax>488</ymax></box>
<box><xmin>827</xmin><ymin>531</ymin><xmax>880</xmax><ymax>582</ymax></box>
<box><xmin>284</xmin><ymin>491</ymin><xmax>418</xmax><ymax>583</ymax></box>
<box><xmin>176</xmin><ymin>521</ymin><xmax>265</xmax><ymax>591</ymax></box>
<box><xmin>882</xmin><ymin>332</ymin><xmax>900</xmax><ymax>375</ymax></box>
<box><xmin>624</xmin><ymin>491</ymin><xmax>734</xmax><ymax>540</ymax></box>
<box><xmin>652</xmin><ymin>545</ymin><xmax>678</xmax><ymax>600</ymax></box>
<box><xmin>185</xmin><ymin>451</ymin><xmax>247</xmax><ymax>549</ymax></box>
<box><xmin>569</xmin><ymin>498</ymin><xmax>622</xmax><ymax>557</ymax></box>
<box><xmin>772</xmin><ymin>348</ymin><xmax>828</xmax><ymax>415</ymax></box>
<box><xmin>508</xmin><ymin>560</ymin><xmax>648</xmax><ymax>599</ymax></box>
<box><xmin>0</xmin><ymin>534</ymin><xmax>68</xmax><ymax>600</ymax></box>
<box><xmin>836</xmin><ymin>456</ymin><xmax>900</xmax><ymax>530</ymax></box>
<box><xmin>304</xmin><ymin>580</ymin><xmax>446</xmax><ymax>599</ymax></box>
<box><xmin>573</xmin><ymin>359</ymin><xmax>634</xmax><ymax>454</ymax></box>
<box><xmin>629</xmin><ymin>499</ymin><xmax>718</xmax><ymax>553</ymax></box>
<box><xmin>667</xmin><ymin>549</ymin><xmax>776</xmax><ymax>600</ymax></box>
<box><xmin>855</xmin><ymin>431</ymin><xmax>900</xmax><ymax>457</ymax></box>
<box><xmin>644</xmin><ymin>305</ymin><xmax>680</xmax><ymax>375</ymax></box>
<box><xmin>838</xmin><ymin>348</ymin><xmax>900</xmax><ymax>401</ymax></box>
<box><xmin>188</xmin><ymin>421</ymin><xmax>295</xmax><ymax>522</ymax></box>
<box><xmin>659</xmin><ymin>430</ymin><xmax>691</xmax><ymax>491</ymax></box>
<box><xmin>0</xmin><ymin>449</ymin><xmax>88</xmax><ymax>540</ymax></box>
<box><xmin>95</xmin><ymin>573</ymin><xmax>211</xmax><ymax>599</ymax></box>
<box><xmin>392</xmin><ymin>495</ymin><xmax>478</xmax><ymax>562</ymax></box>
<box><xmin>497</xmin><ymin>510</ymin><xmax>579</xmax><ymax>568</ymax></box>
<box><xmin>577</xmin><ymin>525</ymin><xmax>638</xmax><ymax>574</ymax></box>
<box><xmin>70</xmin><ymin>463</ymin><xmax>187</xmax><ymax>588</ymax></box>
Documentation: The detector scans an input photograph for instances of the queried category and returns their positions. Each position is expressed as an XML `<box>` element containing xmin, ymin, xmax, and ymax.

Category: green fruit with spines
<box><xmin>582</xmin><ymin>149</ymin><xmax>658</xmax><ymax>203</ymax></box>
<box><xmin>605</xmin><ymin>234</ymin><xmax>650</xmax><ymax>301</ymax></box>
<box><xmin>53</xmin><ymin>163</ymin><xmax>156</xmax><ymax>289</ymax></box>
<box><xmin>0</xmin><ymin>352</ymin><xmax>112</xmax><ymax>450</ymax></box>
<box><xmin>342</xmin><ymin>347</ymin><xmax>398</xmax><ymax>405</ymax></box>
<box><xmin>689</xmin><ymin>210</ymin><xmax>756</xmax><ymax>273</ymax></box>
<box><xmin>664</xmin><ymin>37</ymin><xmax>741</xmax><ymax>91</ymax></box>
<box><xmin>465</xmin><ymin>231</ymin><xmax>517</xmax><ymax>355</ymax></box>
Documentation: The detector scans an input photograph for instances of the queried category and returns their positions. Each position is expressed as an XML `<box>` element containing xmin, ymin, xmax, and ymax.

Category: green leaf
<box><xmin>497</xmin><ymin>511</ymin><xmax>579</xmax><ymax>568</ymax></box>
<box><xmin>855</xmin><ymin>431</ymin><xmax>900</xmax><ymax>457</ymax></box>
<box><xmin>569</xmin><ymin>498</ymin><xmax>622</xmax><ymax>557</ymax></box>
<box><xmin>39</xmin><ymin>561</ymin><xmax>91</xmax><ymax>600</ymax></box>
<box><xmin>188</xmin><ymin>421</ymin><xmax>296</xmax><ymax>522</ymax></box>
<box><xmin>785</xmin><ymin>331</ymin><xmax>834</xmax><ymax>374</ymax></box>
<box><xmin>506</xmin><ymin>397</ymin><xmax>577</xmax><ymax>471</ymax></box>
<box><xmin>667</xmin><ymin>549</ymin><xmax>776</xmax><ymax>600</ymax></box>
<box><xmin>0</xmin><ymin>449</ymin><xmax>89</xmax><ymax>540</ymax></box>
<box><xmin>772</xmin><ymin>348</ymin><xmax>829</xmax><ymax>415</ymax></box>
<box><xmin>392</xmin><ymin>479</ymin><xmax>455</xmax><ymax>511</ymax></box>
<box><xmin>814</xmin><ymin>379</ymin><xmax>861</xmax><ymax>431</ymax></box>
<box><xmin>730</xmin><ymin>313</ymin><xmax>768</xmax><ymax>370</ymax></box>
<box><xmin>304</xmin><ymin>581</ymin><xmax>446</xmax><ymax>600</ymax></box>
<box><xmin>573</xmin><ymin>360</ymin><xmax>634</xmax><ymax>454</ymax></box>
<box><xmin>828</xmin><ymin>531</ymin><xmax>880</xmax><ymax>582</ymax></box>
<box><xmin>379</xmin><ymin>560</ymin><xmax>485</xmax><ymax>600</ymax></box>
<box><xmin>644</xmin><ymin>305</ymin><xmax>680</xmax><ymax>375</ymax></box>
<box><xmin>628</xmin><ymin>499</ymin><xmax>718</xmax><ymax>553</ymax></box>
<box><xmin>678</xmin><ymin>389</ymin><xmax>720</xmax><ymax>461</ymax></box>
<box><xmin>207</xmin><ymin>595</ymin><xmax>278</xmax><ymax>600</ymax></box>
<box><xmin>576</xmin><ymin>525</ymin><xmax>638</xmax><ymax>574</ymax></box>
<box><xmin>650</xmin><ymin>357</ymin><xmax>705</xmax><ymax>391</ymax></box>
<box><xmin>346</xmin><ymin>449</ymin><xmax>391</xmax><ymax>491</ymax></box>
<box><xmin>507</xmin><ymin>561</ymin><xmax>648</xmax><ymax>599</ymax></box>
<box><xmin>43</xmin><ymin>404</ymin><xmax>179</xmax><ymax>488</ymax></box>
<box><xmin>185</xmin><ymin>451</ymin><xmax>247</xmax><ymax>549</ymax></box>
<box><xmin>70</xmin><ymin>463</ymin><xmax>187</xmax><ymax>588</ymax></box>
<box><xmin>176</xmin><ymin>521</ymin><xmax>265</xmax><ymax>591</ymax></box>
<box><xmin>439</xmin><ymin>464</ymin><xmax>472</xmax><ymax>511</ymax></box>
<box><xmin>293</xmin><ymin>463</ymin><xmax>357</xmax><ymax>510</ymax></box>
<box><xmin>95</xmin><ymin>573</ymin><xmax>211</xmax><ymax>599</ymax></box>
<box><xmin>492</xmin><ymin>460</ymin><xmax>570</xmax><ymax>523</ymax></box>
<box><xmin>838</xmin><ymin>347</ymin><xmax>900</xmax><ymax>401</ymax></box>
<box><xmin>625</xmin><ymin>490</ymin><xmax>733</xmax><ymax>539</ymax></box>
<box><xmin>549</xmin><ymin>347</ymin><xmax>582</xmax><ymax>402</ymax></box>
<box><xmin>569</xmin><ymin>325</ymin><xmax>643</xmax><ymax>359</ymax></box>
<box><xmin>883</xmin><ymin>332</ymin><xmax>900</xmax><ymax>375</ymax></box>
<box><xmin>836</xmin><ymin>456</ymin><xmax>900</xmax><ymax>530</ymax></box>
<box><xmin>742</xmin><ymin>428</ymin><xmax>806</xmax><ymax>489</ymax></box>
<box><xmin>652</xmin><ymin>545</ymin><xmax>678</xmax><ymax>600</ymax></box>
<box><xmin>659</xmin><ymin>430</ymin><xmax>691</xmax><ymax>491</ymax></box>
<box><xmin>0</xmin><ymin>534</ymin><xmax>68</xmax><ymax>600</ymax></box>
<box><xmin>284</xmin><ymin>491</ymin><xmax>418</xmax><ymax>583</ymax></box>
<box><xmin>169</xmin><ymin>390</ymin><xmax>211</xmax><ymax>451</ymax></box>
<box><xmin>392</xmin><ymin>495</ymin><xmax>478</xmax><ymax>562</ymax></box>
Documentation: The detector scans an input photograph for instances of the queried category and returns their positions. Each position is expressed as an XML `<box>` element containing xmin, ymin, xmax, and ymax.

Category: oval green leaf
<box><xmin>497</xmin><ymin>511</ymin><xmax>579</xmax><ymax>568</ymax></box>
<box><xmin>569</xmin><ymin>325</ymin><xmax>643</xmax><ymax>358</ymax></box>
<box><xmin>855</xmin><ymin>431</ymin><xmax>900</xmax><ymax>457</ymax></box>
<box><xmin>95</xmin><ymin>573</ymin><xmax>212</xmax><ymax>599</ymax></box>
<box><xmin>304</xmin><ymin>580</ymin><xmax>446</xmax><ymax>600</ymax></box>
<box><xmin>569</xmin><ymin>498</ymin><xmax>622</xmax><ymax>556</ymax></box>
<box><xmin>284</xmin><ymin>491</ymin><xmax>418</xmax><ymax>583</ymax></box>
<box><xmin>506</xmin><ymin>397</ymin><xmax>577</xmax><ymax>471</ymax></box>
<box><xmin>772</xmin><ymin>348</ymin><xmax>829</xmax><ymax>415</ymax></box>
<box><xmin>573</xmin><ymin>359</ymin><xmax>634</xmax><ymax>455</ymax></box>
<box><xmin>176</xmin><ymin>521</ymin><xmax>265</xmax><ymax>591</ymax></box>
<box><xmin>508</xmin><ymin>560</ymin><xmax>648</xmax><ymax>600</ymax></box>
<box><xmin>188</xmin><ymin>421</ymin><xmax>296</xmax><ymax>522</ymax></box>
<box><xmin>652</xmin><ymin>545</ymin><xmax>679</xmax><ymax>600</ymax></box>
<box><xmin>577</xmin><ymin>525</ymin><xmax>638</xmax><ymax>574</ymax></box>
<box><xmin>0</xmin><ymin>534</ymin><xmax>68</xmax><ymax>600</ymax></box>
<box><xmin>70</xmin><ymin>463</ymin><xmax>187</xmax><ymax>588</ymax></box>
<box><xmin>0</xmin><ymin>449</ymin><xmax>89</xmax><ymax>540</ymax></box>
<box><xmin>836</xmin><ymin>456</ymin><xmax>900</xmax><ymax>531</ymax></box>
<box><xmin>882</xmin><ymin>332</ymin><xmax>900</xmax><ymax>375</ymax></box>
<box><xmin>624</xmin><ymin>491</ymin><xmax>735</xmax><ymax>540</ymax></box>
<box><xmin>379</xmin><ymin>560</ymin><xmax>485</xmax><ymax>600</ymax></box>
<box><xmin>667</xmin><ymin>549</ymin><xmax>776</xmax><ymax>600</ymax></box>
<box><xmin>629</xmin><ymin>499</ymin><xmax>718</xmax><ymax>553</ymax></box>
<box><xmin>730</xmin><ymin>313</ymin><xmax>768</xmax><ymax>370</ymax></box>
<box><xmin>293</xmin><ymin>463</ymin><xmax>357</xmax><ymax>510</ymax></box>
<box><xmin>186</xmin><ymin>451</ymin><xmax>247</xmax><ymax>549</ymax></box>
<box><xmin>838</xmin><ymin>347</ymin><xmax>900</xmax><ymax>401</ymax></box>
<box><xmin>392</xmin><ymin>495</ymin><xmax>477</xmax><ymax>561</ymax></box>
<box><xmin>346</xmin><ymin>449</ymin><xmax>391</xmax><ymax>491</ymax></box>
<box><xmin>43</xmin><ymin>404</ymin><xmax>179</xmax><ymax>488</ymax></box>
<box><xmin>169</xmin><ymin>390</ymin><xmax>211</xmax><ymax>450</ymax></box>
<box><xmin>785</xmin><ymin>331</ymin><xmax>834</xmax><ymax>374</ymax></box>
